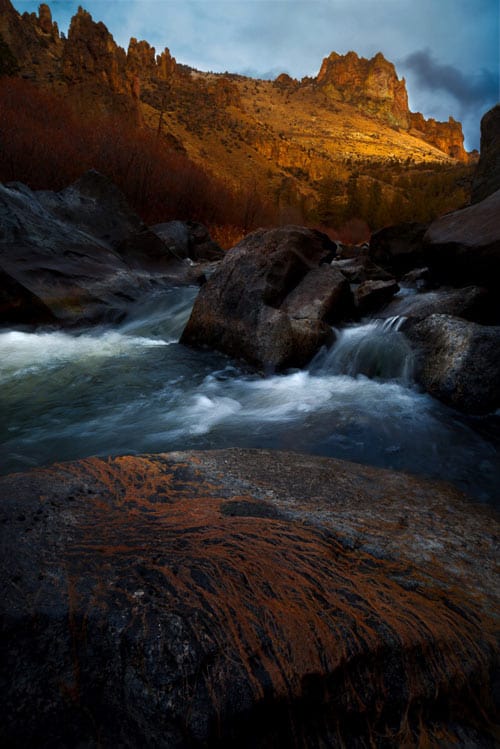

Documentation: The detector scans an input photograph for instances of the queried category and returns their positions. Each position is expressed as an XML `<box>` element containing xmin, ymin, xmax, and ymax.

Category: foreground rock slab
<box><xmin>1</xmin><ymin>449</ymin><xmax>498</xmax><ymax>748</ymax></box>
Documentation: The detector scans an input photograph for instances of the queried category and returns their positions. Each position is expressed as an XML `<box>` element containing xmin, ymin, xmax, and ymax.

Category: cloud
<box><xmin>401</xmin><ymin>48</ymin><xmax>499</xmax><ymax>109</ymax></box>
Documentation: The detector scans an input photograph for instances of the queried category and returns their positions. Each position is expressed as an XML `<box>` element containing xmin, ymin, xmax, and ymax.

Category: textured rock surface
<box><xmin>354</xmin><ymin>279</ymin><xmax>399</xmax><ymax>316</ymax></box>
<box><xmin>369</xmin><ymin>222</ymin><xmax>428</xmax><ymax>276</ymax></box>
<box><xmin>316</xmin><ymin>51</ymin><xmax>467</xmax><ymax>160</ymax></box>
<box><xmin>403</xmin><ymin>313</ymin><xmax>500</xmax><ymax>413</ymax></box>
<box><xmin>152</xmin><ymin>221</ymin><xmax>224</xmax><ymax>262</ymax></box>
<box><xmin>379</xmin><ymin>285</ymin><xmax>491</xmax><ymax>324</ymax></box>
<box><xmin>181</xmin><ymin>225</ymin><xmax>353</xmax><ymax>369</ymax></box>
<box><xmin>423</xmin><ymin>188</ymin><xmax>500</xmax><ymax>293</ymax></box>
<box><xmin>471</xmin><ymin>105</ymin><xmax>500</xmax><ymax>203</ymax></box>
<box><xmin>332</xmin><ymin>256</ymin><xmax>393</xmax><ymax>283</ymax></box>
<box><xmin>0</xmin><ymin>172</ymin><xmax>182</xmax><ymax>326</ymax></box>
<box><xmin>0</xmin><ymin>449</ymin><xmax>498</xmax><ymax>748</ymax></box>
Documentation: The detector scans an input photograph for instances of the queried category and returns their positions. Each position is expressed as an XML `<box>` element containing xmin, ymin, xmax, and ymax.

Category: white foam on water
<box><xmin>0</xmin><ymin>329</ymin><xmax>168</xmax><ymax>383</ymax></box>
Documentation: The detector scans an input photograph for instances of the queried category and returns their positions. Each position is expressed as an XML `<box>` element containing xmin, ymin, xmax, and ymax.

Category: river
<box><xmin>1</xmin><ymin>285</ymin><xmax>499</xmax><ymax>505</ymax></box>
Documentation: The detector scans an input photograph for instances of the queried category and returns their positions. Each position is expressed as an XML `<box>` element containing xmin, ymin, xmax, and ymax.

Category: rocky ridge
<box><xmin>0</xmin><ymin>0</ymin><xmax>469</xmax><ymax>207</ymax></box>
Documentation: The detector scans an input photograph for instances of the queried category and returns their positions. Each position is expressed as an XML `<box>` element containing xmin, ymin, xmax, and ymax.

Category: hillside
<box><xmin>0</xmin><ymin>1</ymin><xmax>475</xmax><ymax>234</ymax></box>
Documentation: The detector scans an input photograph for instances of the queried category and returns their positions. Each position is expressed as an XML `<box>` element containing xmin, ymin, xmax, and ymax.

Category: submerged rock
<box><xmin>0</xmin><ymin>449</ymin><xmax>498</xmax><ymax>748</ymax></box>
<box><xmin>181</xmin><ymin>225</ymin><xmax>354</xmax><ymax>370</ymax></box>
<box><xmin>403</xmin><ymin>313</ymin><xmax>500</xmax><ymax>413</ymax></box>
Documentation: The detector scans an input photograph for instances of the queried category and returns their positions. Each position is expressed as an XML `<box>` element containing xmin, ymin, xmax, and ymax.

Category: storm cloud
<box><xmin>402</xmin><ymin>49</ymin><xmax>499</xmax><ymax>109</ymax></box>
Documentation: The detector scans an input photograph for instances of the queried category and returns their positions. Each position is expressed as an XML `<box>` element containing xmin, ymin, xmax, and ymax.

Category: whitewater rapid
<box><xmin>1</xmin><ymin>286</ymin><xmax>498</xmax><ymax>504</ymax></box>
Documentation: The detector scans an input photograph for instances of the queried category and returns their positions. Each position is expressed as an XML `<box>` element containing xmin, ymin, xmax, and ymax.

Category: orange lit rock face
<box><xmin>316</xmin><ymin>51</ymin><xmax>467</xmax><ymax>161</ymax></box>
<box><xmin>0</xmin><ymin>0</ymin><xmax>469</xmax><ymax>195</ymax></box>
<box><xmin>317</xmin><ymin>50</ymin><xmax>410</xmax><ymax>129</ymax></box>
<box><xmin>0</xmin><ymin>449</ymin><xmax>498</xmax><ymax>747</ymax></box>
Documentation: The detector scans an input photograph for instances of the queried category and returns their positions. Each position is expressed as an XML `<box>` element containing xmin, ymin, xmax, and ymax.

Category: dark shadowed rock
<box><xmin>403</xmin><ymin>313</ymin><xmax>500</xmax><ymax>413</ymax></box>
<box><xmin>378</xmin><ymin>285</ymin><xmax>492</xmax><ymax>324</ymax></box>
<box><xmin>355</xmin><ymin>279</ymin><xmax>399</xmax><ymax>316</ymax></box>
<box><xmin>0</xmin><ymin>173</ymin><xmax>186</xmax><ymax>326</ymax></box>
<box><xmin>400</xmin><ymin>266</ymin><xmax>431</xmax><ymax>287</ymax></box>
<box><xmin>369</xmin><ymin>222</ymin><xmax>428</xmax><ymax>275</ymax></box>
<box><xmin>151</xmin><ymin>220</ymin><xmax>224</xmax><ymax>261</ymax></box>
<box><xmin>423</xmin><ymin>189</ymin><xmax>500</xmax><ymax>295</ymax></box>
<box><xmin>0</xmin><ymin>449</ymin><xmax>498</xmax><ymax>748</ymax></box>
<box><xmin>471</xmin><ymin>104</ymin><xmax>500</xmax><ymax>203</ymax></box>
<box><xmin>331</xmin><ymin>256</ymin><xmax>393</xmax><ymax>283</ymax></box>
<box><xmin>181</xmin><ymin>225</ymin><xmax>354</xmax><ymax>370</ymax></box>
<box><xmin>0</xmin><ymin>267</ymin><xmax>56</xmax><ymax>326</ymax></box>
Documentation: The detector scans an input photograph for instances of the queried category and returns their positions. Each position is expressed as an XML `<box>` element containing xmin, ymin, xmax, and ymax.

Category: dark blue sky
<box><xmin>12</xmin><ymin>0</ymin><xmax>500</xmax><ymax>150</ymax></box>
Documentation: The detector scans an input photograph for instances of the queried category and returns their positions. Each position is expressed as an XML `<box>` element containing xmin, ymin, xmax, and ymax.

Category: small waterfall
<box><xmin>310</xmin><ymin>319</ymin><xmax>414</xmax><ymax>384</ymax></box>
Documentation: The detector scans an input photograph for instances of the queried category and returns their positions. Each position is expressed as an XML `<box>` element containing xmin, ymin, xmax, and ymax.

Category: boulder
<box><xmin>471</xmin><ymin>104</ymin><xmax>500</xmax><ymax>203</ymax></box>
<box><xmin>151</xmin><ymin>220</ymin><xmax>224</xmax><ymax>262</ymax></box>
<box><xmin>0</xmin><ymin>267</ymin><xmax>56</xmax><ymax>326</ymax></box>
<box><xmin>423</xmin><ymin>188</ymin><xmax>500</xmax><ymax>295</ymax></box>
<box><xmin>355</xmin><ymin>279</ymin><xmax>399</xmax><ymax>316</ymax></box>
<box><xmin>403</xmin><ymin>314</ymin><xmax>500</xmax><ymax>413</ymax></box>
<box><xmin>369</xmin><ymin>222</ymin><xmax>428</xmax><ymax>275</ymax></box>
<box><xmin>378</xmin><ymin>285</ymin><xmax>492</xmax><ymax>324</ymax></box>
<box><xmin>0</xmin><ymin>449</ymin><xmax>498</xmax><ymax>748</ymax></box>
<box><xmin>0</xmin><ymin>173</ymin><xmax>184</xmax><ymax>327</ymax></box>
<box><xmin>331</xmin><ymin>256</ymin><xmax>393</xmax><ymax>283</ymax></box>
<box><xmin>181</xmin><ymin>225</ymin><xmax>354</xmax><ymax>370</ymax></box>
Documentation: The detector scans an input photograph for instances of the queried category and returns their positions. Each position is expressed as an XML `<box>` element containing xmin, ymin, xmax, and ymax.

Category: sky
<box><xmin>12</xmin><ymin>0</ymin><xmax>500</xmax><ymax>151</ymax></box>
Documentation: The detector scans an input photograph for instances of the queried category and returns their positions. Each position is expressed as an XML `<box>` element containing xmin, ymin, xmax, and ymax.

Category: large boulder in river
<box><xmin>403</xmin><ymin>313</ymin><xmax>500</xmax><ymax>413</ymax></box>
<box><xmin>181</xmin><ymin>225</ymin><xmax>354</xmax><ymax>370</ymax></box>
<box><xmin>471</xmin><ymin>104</ymin><xmax>500</xmax><ymax>203</ymax></box>
<box><xmin>369</xmin><ymin>222</ymin><xmax>428</xmax><ymax>276</ymax></box>
<box><xmin>0</xmin><ymin>172</ymin><xmax>183</xmax><ymax>326</ymax></box>
<box><xmin>0</xmin><ymin>449</ymin><xmax>498</xmax><ymax>748</ymax></box>
<box><xmin>422</xmin><ymin>188</ymin><xmax>500</xmax><ymax>296</ymax></box>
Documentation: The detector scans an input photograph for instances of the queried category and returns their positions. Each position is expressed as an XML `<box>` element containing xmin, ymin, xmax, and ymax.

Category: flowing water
<box><xmin>1</xmin><ymin>286</ymin><xmax>499</xmax><ymax>505</ymax></box>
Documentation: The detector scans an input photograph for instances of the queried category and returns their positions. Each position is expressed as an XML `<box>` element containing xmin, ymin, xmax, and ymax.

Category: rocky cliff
<box><xmin>315</xmin><ymin>50</ymin><xmax>467</xmax><ymax>160</ymax></box>
<box><xmin>0</xmin><ymin>0</ymin><xmax>470</xmax><ymax>217</ymax></box>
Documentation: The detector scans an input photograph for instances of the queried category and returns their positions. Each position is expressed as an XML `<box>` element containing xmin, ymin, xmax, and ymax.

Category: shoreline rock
<box><xmin>0</xmin><ymin>449</ymin><xmax>498</xmax><ymax>748</ymax></box>
<box><xmin>0</xmin><ymin>171</ymin><xmax>203</xmax><ymax>328</ymax></box>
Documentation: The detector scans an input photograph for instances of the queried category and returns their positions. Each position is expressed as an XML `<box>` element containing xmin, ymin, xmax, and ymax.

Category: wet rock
<box><xmin>181</xmin><ymin>225</ymin><xmax>353</xmax><ymax>370</ymax></box>
<box><xmin>379</xmin><ymin>285</ymin><xmax>492</xmax><ymax>324</ymax></box>
<box><xmin>400</xmin><ymin>266</ymin><xmax>431</xmax><ymax>288</ymax></box>
<box><xmin>332</xmin><ymin>256</ymin><xmax>393</xmax><ymax>283</ymax></box>
<box><xmin>471</xmin><ymin>104</ymin><xmax>500</xmax><ymax>203</ymax></box>
<box><xmin>355</xmin><ymin>279</ymin><xmax>399</xmax><ymax>316</ymax></box>
<box><xmin>0</xmin><ymin>267</ymin><xmax>56</xmax><ymax>326</ymax></box>
<box><xmin>423</xmin><ymin>188</ymin><xmax>500</xmax><ymax>295</ymax></box>
<box><xmin>369</xmin><ymin>222</ymin><xmax>428</xmax><ymax>275</ymax></box>
<box><xmin>151</xmin><ymin>220</ymin><xmax>224</xmax><ymax>262</ymax></box>
<box><xmin>403</xmin><ymin>313</ymin><xmax>500</xmax><ymax>413</ymax></box>
<box><xmin>0</xmin><ymin>172</ymin><xmax>183</xmax><ymax>327</ymax></box>
<box><xmin>0</xmin><ymin>449</ymin><xmax>498</xmax><ymax>748</ymax></box>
